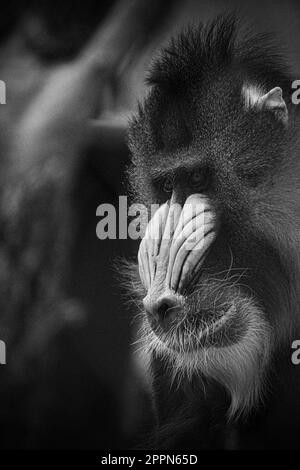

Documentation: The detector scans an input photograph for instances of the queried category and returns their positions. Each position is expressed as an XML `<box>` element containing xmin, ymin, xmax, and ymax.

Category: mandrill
<box><xmin>125</xmin><ymin>15</ymin><xmax>300</xmax><ymax>449</ymax></box>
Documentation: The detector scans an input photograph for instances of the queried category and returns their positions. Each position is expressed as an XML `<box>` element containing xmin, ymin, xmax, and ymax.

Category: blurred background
<box><xmin>0</xmin><ymin>0</ymin><xmax>299</xmax><ymax>450</ymax></box>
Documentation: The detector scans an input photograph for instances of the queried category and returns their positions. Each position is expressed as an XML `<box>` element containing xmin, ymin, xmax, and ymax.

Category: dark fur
<box><xmin>126</xmin><ymin>15</ymin><xmax>300</xmax><ymax>449</ymax></box>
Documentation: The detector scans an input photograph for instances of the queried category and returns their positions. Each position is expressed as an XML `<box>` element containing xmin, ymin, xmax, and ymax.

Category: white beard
<box><xmin>136</xmin><ymin>297</ymin><xmax>272</xmax><ymax>420</ymax></box>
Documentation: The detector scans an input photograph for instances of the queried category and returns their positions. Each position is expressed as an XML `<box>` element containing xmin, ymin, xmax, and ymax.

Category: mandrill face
<box><xmin>132</xmin><ymin>158</ymin><xmax>286</xmax><ymax>416</ymax></box>
<box><xmin>136</xmin><ymin>178</ymin><xmax>273</xmax><ymax>416</ymax></box>
<box><xmin>127</xmin><ymin>17</ymin><xmax>297</xmax><ymax>417</ymax></box>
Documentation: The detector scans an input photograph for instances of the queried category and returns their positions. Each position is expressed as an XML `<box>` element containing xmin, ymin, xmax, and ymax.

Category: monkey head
<box><xmin>127</xmin><ymin>16</ymin><xmax>300</xmax><ymax>418</ymax></box>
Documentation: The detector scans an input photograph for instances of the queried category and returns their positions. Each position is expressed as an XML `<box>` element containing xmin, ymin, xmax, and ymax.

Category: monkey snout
<box><xmin>138</xmin><ymin>194</ymin><xmax>218</xmax><ymax>294</ymax></box>
<box><xmin>143</xmin><ymin>292</ymin><xmax>183</xmax><ymax>331</ymax></box>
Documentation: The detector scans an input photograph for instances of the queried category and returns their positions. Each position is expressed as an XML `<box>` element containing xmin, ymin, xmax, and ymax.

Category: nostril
<box><xmin>156</xmin><ymin>302</ymin><xmax>172</xmax><ymax>319</ymax></box>
<box><xmin>145</xmin><ymin>294</ymin><xmax>182</xmax><ymax>331</ymax></box>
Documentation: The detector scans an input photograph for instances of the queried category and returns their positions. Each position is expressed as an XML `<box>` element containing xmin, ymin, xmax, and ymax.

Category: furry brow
<box><xmin>146</xmin><ymin>13</ymin><xmax>291</xmax><ymax>92</ymax></box>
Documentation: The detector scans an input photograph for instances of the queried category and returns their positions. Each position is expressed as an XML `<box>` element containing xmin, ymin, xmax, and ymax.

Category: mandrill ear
<box><xmin>242</xmin><ymin>84</ymin><xmax>288</xmax><ymax>127</ymax></box>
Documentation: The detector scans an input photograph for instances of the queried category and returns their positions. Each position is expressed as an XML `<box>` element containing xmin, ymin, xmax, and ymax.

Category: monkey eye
<box><xmin>163</xmin><ymin>177</ymin><xmax>173</xmax><ymax>193</ymax></box>
<box><xmin>189</xmin><ymin>169</ymin><xmax>207</xmax><ymax>190</ymax></box>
